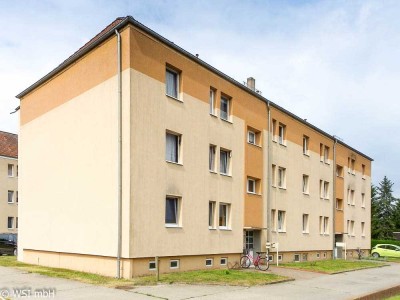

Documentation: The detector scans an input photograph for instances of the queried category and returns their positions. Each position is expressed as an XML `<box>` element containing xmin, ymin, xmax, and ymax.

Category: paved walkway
<box><xmin>0</xmin><ymin>263</ymin><xmax>399</xmax><ymax>299</ymax></box>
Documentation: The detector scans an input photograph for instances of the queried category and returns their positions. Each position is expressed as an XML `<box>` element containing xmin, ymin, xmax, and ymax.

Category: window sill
<box><xmin>220</xmin><ymin>173</ymin><xmax>232</xmax><ymax>177</ymax></box>
<box><xmin>272</xmin><ymin>139</ymin><xmax>277</xmax><ymax>143</ymax></box>
<box><xmin>278</xmin><ymin>187</ymin><xmax>286</xmax><ymax>190</ymax></box>
<box><xmin>248</xmin><ymin>142</ymin><xmax>262</xmax><ymax>148</ymax></box>
<box><xmin>209</xmin><ymin>227</ymin><xmax>217</xmax><ymax>230</ymax></box>
<box><xmin>221</xmin><ymin>118</ymin><xmax>233</xmax><ymax>124</ymax></box>
<box><xmin>303</xmin><ymin>153</ymin><xmax>310</xmax><ymax>157</ymax></box>
<box><xmin>278</xmin><ymin>142</ymin><xmax>287</xmax><ymax>147</ymax></box>
<box><xmin>302</xmin><ymin>232</ymin><xmax>309</xmax><ymax>234</ymax></box>
<box><xmin>165</xmin><ymin>225</ymin><xmax>182</xmax><ymax>228</ymax></box>
<box><xmin>219</xmin><ymin>227</ymin><xmax>232</xmax><ymax>231</ymax></box>
<box><xmin>272</xmin><ymin>185</ymin><xmax>276</xmax><ymax>188</ymax></box>
<box><xmin>277</xmin><ymin>230</ymin><xmax>286</xmax><ymax>233</ymax></box>
<box><xmin>320</xmin><ymin>234</ymin><xmax>330</xmax><ymax>236</ymax></box>
<box><xmin>362</xmin><ymin>177</ymin><xmax>366</xmax><ymax>180</ymax></box>
<box><xmin>361</xmin><ymin>206</ymin><xmax>365</xmax><ymax>209</ymax></box>
<box><xmin>210</xmin><ymin>113</ymin><xmax>218</xmax><ymax>118</ymax></box>
<box><xmin>166</xmin><ymin>160</ymin><xmax>183</xmax><ymax>166</ymax></box>
<box><xmin>7</xmin><ymin>202</ymin><xmax>14</xmax><ymax>204</ymax></box>
<box><xmin>325</xmin><ymin>162</ymin><xmax>331</xmax><ymax>165</ymax></box>
<box><xmin>303</xmin><ymin>192</ymin><xmax>309</xmax><ymax>196</ymax></box>
<box><xmin>209</xmin><ymin>170</ymin><xmax>217</xmax><ymax>174</ymax></box>
<box><xmin>166</xmin><ymin>94</ymin><xmax>183</xmax><ymax>103</ymax></box>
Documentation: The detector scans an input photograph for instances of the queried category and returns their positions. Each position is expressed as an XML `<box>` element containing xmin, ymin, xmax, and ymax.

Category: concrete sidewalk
<box><xmin>0</xmin><ymin>262</ymin><xmax>399</xmax><ymax>299</ymax></box>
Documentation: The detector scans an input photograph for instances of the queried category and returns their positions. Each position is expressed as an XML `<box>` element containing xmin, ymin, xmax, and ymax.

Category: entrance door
<box><xmin>244</xmin><ymin>230</ymin><xmax>254</xmax><ymax>259</ymax></box>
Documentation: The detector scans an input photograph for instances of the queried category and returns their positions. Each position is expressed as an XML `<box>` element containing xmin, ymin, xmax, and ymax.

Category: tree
<box><xmin>371</xmin><ymin>185</ymin><xmax>380</xmax><ymax>239</ymax></box>
<box><xmin>393</xmin><ymin>196</ymin><xmax>400</xmax><ymax>231</ymax></box>
<box><xmin>374</xmin><ymin>176</ymin><xmax>396</xmax><ymax>239</ymax></box>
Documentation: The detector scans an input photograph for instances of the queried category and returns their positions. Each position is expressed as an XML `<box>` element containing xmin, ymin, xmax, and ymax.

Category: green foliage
<box><xmin>371</xmin><ymin>177</ymin><xmax>400</xmax><ymax>239</ymax></box>
<box><xmin>371</xmin><ymin>239</ymin><xmax>400</xmax><ymax>248</ymax></box>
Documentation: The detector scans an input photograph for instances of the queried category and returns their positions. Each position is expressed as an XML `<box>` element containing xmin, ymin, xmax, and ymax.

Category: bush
<box><xmin>371</xmin><ymin>239</ymin><xmax>400</xmax><ymax>248</ymax></box>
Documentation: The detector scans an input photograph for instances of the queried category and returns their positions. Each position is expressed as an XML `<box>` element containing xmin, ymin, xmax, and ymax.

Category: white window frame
<box><xmin>209</xmin><ymin>201</ymin><xmax>216</xmax><ymax>229</ymax></box>
<box><xmin>323</xmin><ymin>181</ymin><xmax>329</xmax><ymax>199</ymax></box>
<box><xmin>165</xmin><ymin>196</ymin><xmax>181</xmax><ymax>227</ymax></box>
<box><xmin>166</xmin><ymin>132</ymin><xmax>181</xmax><ymax>164</ymax></box>
<box><xmin>362</xmin><ymin>164</ymin><xmax>366</xmax><ymax>179</ymax></box>
<box><xmin>166</xmin><ymin>68</ymin><xmax>179</xmax><ymax>99</ymax></box>
<box><xmin>324</xmin><ymin>146</ymin><xmax>330</xmax><ymax>164</ymax></box>
<box><xmin>170</xmin><ymin>259</ymin><xmax>180</xmax><ymax>269</ymax></box>
<box><xmin>7</xmin><ymin>164</ymin><xmax>14</xmax><ymax>177</ymax></box>
<box><xmin>271</xmin><ymin>209</ymin><xmax>276</xmax><ymax>231</ymax></box>
<box><xmin>272</xmin><ymin>119</ymin><xmax>277</xmax><ymax>142</ymax></box>
<box><xmin>277</xmin><ymin>210</ymin><xmax>286</xmax><ymax>232</ymax></box>
<box><xmin>248</xmin><ymin>130</ymin><xmax>256</xmax><ymax>145</ymax></box>
<box><xmin>320</xmin><ymin>216</ymin><xmax>329</xmax><ymax>235</ymax></box>
<box><xmin>220</xmin><ymin>96</ymin><xmax>231</xmax><ymax>121</ymax></box>
<box><xmin>294</xmin><ymin>254</ymin><xmax>300</xmax><ymax>262</ymax></box>
<box><xmin>361</xmin><ymin>193</ymin><xmax>365</xmax><ymax>208</ymax></box>
<box><xmin>278</xmin><ymin>167</ymin><xmax>286</xmax><ymax>189</ymax></box>
<box><xmin>302</xmin><ymin>214</ymin><xmax>309</xmax><ymax>233</ymax></box>
<box><xmin>7</xmin><ymin>217</ymin><xmax>13</xmax><ymax>229</ymax></box>
<box><xmin>209</xmin><ymin>145</ymin><xmax>216</xmax><ymax>172</ymax></box>
<box><xmin>278</xmin><ymin>124</ymin><xmax>286</xmax><ymax>145</ymax></box>
<box><xmin>220</xmin><ymin>257</ymin><xmax>227</xmax><ymax>265</ymax></box>
<box><xmin>278</xmin><ymin>254</ymin><xmax>283</xmax><ymax>261</ymax></box>
<box><xmin>303</xmin><ymin>136</ymin><xmax>309</xmax><ymax>155</ymax></box>
<box><xmin>247</xmin><ymin>178</ymin><xmax>256</xmax><ymax>194</ymax></box>
<box><xmin>209</xmin><ymin>88</ymin><xmax>216</xmax><ymax>115</ymax></box>
<box><xmin>219</xmin><ymin>203</ymin><xmax>230</xmax><ymax>229</ymax></box>
<box><xmin>302</xmin><ymin>175</ymin><xmax>309</xmax><ymax>194</ymax></box>
<box><xmin>149</xmin><ymin>261</ymin><xmax>156</xmax><ymax>271</ymax></box>
<box><xmin>271</xmin><ymin>165</ymin><xmax>276</xmax><ymax>187</ymax></box>
<box><xmin>316</xmin><ymin>253</ymin><xmax>320</xmax><ymax>259</ymax></box>
<box><xmin>361</xmin><ymin>222</ymin><xmax>365</xmax><ymax>237</ymax></box>
<box><xmin>205</xmin><ymin>258</ymin><xmax>213</xmax><ymax>267</ymax></box>
<box><xmin>219</xmin><ymin>149</ymin><xmax>231</xmax><ymax>175</ymax></box>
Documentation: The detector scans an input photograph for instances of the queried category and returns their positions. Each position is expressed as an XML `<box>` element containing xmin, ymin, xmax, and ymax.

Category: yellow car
<box><xmin>371</xmin><ymin>244</ymin><xmax>400</xmax><ymax>258</ymax></box>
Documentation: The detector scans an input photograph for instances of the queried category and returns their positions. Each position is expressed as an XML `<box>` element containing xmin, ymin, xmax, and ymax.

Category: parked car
<box><xmin>0</xmin><ymin>233</ymin><xmax>17</xmax><ymax>255</ymax></box>
<box><xmin>371</xmin><ymin>244</ymin><xmax>400</xmax><ymax>258</ymax></box>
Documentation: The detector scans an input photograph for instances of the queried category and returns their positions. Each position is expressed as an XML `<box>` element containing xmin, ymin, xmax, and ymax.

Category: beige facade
<box><xmin>17</xmin><ymin>17</ymin><xmax>372</xmax><ymax>277</ymax></box>
<box><xmin>0</xmin><ymin>132</ymin><xmax>18</xmax><ymax>234</ymax></box>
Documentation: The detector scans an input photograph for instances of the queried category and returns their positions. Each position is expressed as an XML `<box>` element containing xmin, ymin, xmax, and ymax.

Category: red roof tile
<box><xmin>0</xmin><ymin>131</ymin><xmax>18</xmax><ymax>158</ymax></box>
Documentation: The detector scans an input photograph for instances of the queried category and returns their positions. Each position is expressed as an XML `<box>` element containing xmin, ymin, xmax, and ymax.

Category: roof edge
<box><xmin>15</xmin><ymin>16</ymin><xmax>373</xmax><ymax>161</ymax></box>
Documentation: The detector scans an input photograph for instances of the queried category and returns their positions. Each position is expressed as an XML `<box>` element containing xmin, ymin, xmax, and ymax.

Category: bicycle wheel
<box><xmin>240</xmin><ymin>256</ymin><xmax>251</xmax><ymax>268</ymax></box>
<box><xmin>257</xmin><ymin>257</ymin><xmax>269</xmax><ymax>271</ymax></box>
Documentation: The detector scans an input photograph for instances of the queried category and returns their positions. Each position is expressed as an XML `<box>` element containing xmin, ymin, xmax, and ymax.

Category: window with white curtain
<box><xmin>165</xmin><ymin>197</ymin><xmax>180</xmax><ymax>226</ymax></box>
<box><xmin>7</xmin><ymin>191</ymin><xmax>14</xmax><ymax>203</ymax></box>
<box><xmin>277</xmin><ymin>210</ymin><xmax>286</xmax><ymax>232</ymax></box>
<box><xmin>209</xmin><ymin>201</ymin><xmax>216</xmax><ymax>228</ymax></box>
<box><xmin>166</xmin><ymin>132</ymin><xmax>180</xmax><ymax>163</ymax></box>
<box><xmin>209</xmin><ymin>145</ymin><xmax>216</xmax><ymax>172</ymax></box>
<box><xmin>302</xmin><ymin>175</ymin><xmax>309</xmax><ymax>194</ymax></box>
<box><xmin>209</xmin><ymin>89</ymin><xmax>215</xmax><ymax>115</ymax></box>
<box><xmin>220</xmin><ymin>149</ymin><xmax>231</xmax><ymax>175</ymax></box>
<box><xmin>220</xmin><ymin>96</ymin><xmax>230</xmax><ymax>121</ymax></box>
<box><xmin>219</xmin><ymin>203</ymin><xmax>230</xmax><ymax>229</ymax></box>
<box><xmin>166</xmin><ymin>68</ymin><xmax>179</xmax><ymax>98</ymax></box>
<box><xmin>278</xmin><ymin>167</ymin><xmax>286</xmax><ymax>188</ymax></box>
<box><xmin>302</xmin><ymin>214</ymin><xmax>309</xmax><ymax>233</ymax></box>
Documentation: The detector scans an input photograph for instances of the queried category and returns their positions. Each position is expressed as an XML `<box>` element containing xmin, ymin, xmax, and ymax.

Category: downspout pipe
<box><xmin>266</xmin><ymin>101</ymin><xmax>271</xmax><ymax>244</ymax></box>
<box><xmin>115</xmin><ymin>29</ymin><xmax>123</xmax><ymax>279</ymax></box>
<box><xmin>332</xmin><ymin>138</ymin><xmax>338</xmax><ymax>258</ymax></box>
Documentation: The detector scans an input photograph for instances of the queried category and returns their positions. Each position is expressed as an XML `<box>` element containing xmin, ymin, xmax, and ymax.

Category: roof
<box><xmin>0</xmin><ymin>131</ymin><xmax>18</xmax><ymax>158</ymax></box>
<box><xmin>16</xmin><ymin>16</ymin><xmax>373</xmax><ymax>161</ymax></box>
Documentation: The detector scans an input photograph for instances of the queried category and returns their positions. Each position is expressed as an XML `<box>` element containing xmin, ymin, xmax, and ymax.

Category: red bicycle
<box><xmin>240</xmin><ymin>251</ymin><xmax>269</xmax><ymax>271</ymax></box>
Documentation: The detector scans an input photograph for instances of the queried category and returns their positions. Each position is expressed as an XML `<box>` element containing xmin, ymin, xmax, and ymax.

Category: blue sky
<box><xmin>1</xmin><ymin>0</ymin><xmax>399</xmax><ymax>195</ymax></box>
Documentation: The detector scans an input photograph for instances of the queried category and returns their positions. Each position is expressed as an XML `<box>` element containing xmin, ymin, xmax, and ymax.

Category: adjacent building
<box><xmin>0</xmin><ymin>131</ymin><xmax>18</xmax><ymax>234</ymax></box>
<box><xmin>16</xmin><ymin>16</ymin><xmax>372</xmax><ymax>278</ymax></box>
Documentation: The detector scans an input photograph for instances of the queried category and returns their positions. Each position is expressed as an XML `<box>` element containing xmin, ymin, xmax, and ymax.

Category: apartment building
<box><xmin>16</xmin><ymin>16</ymin><xmax>371</xmax><ymax>278</ymax></box>
<box><xmin>0</xmin><ymin>131</ymin><xmax>18</xmax><ymax>234</ymax></box>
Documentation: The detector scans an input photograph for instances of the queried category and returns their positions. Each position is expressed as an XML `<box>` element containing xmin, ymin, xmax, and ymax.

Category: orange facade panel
<box><xmin>244</xmin><ymin>195</ymin><xmax>263</xmax><ymax>228</ymax></box>
<box><xmin>336</xmin><ymin>176</ymin><xmax>344</xmax><ymax>199</ymax></box>
<box><xmin>335</xmin><ymin>209</ymin><xmax>344</xmax><ymax>233</ymax></box>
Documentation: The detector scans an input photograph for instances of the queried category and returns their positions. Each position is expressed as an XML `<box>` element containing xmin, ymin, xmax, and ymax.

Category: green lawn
<box><xmin>385</xmin><ymin>295</ymin><xmax>400</xmax><ymax>300</ymax></box>
<box><xmin>0</xmin><ymin>256</ymin><xmax>289</xmax><ymax>287</ymax></box>
<box><xmin>280</xmin><ymin>259</ymin><xmax>386</xmax><ymax>274</ymax></box>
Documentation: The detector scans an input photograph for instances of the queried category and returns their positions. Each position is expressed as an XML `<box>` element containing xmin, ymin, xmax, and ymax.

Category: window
<box><xmin>271</xmin><ymin>209</ymin><xmax>276</xmax><ymax>231</ymax></box>
<box><xmin>302</xmin><ymin>175</ymin><xmax>309</xmax><ymax>194</ymax></box>
<box><xmin>277</xmin><ymin>210</ymin><xmax>286</xmax><ymax>232</ymax></box>
<box><xmin>320</xmin><ymin>181</ymin><xmax>329</xmax><ymax>199</ymax></box>
<box><xmin>219</xmin><ymin>203</ymin><xmax>230</xmax><ymax>229</ymax></box>
<box><xmin>323</xmin><ymin>252</ymin><xmax>327</xmax><ymax>258</ymax></box>
<box><xmin>336</xmin><ymin>198</ymin><xmax>343</xmax><ymax>210</ymax></box>
<box><xmin>319</xmin><ymin>144</ymin><xmax>324</xmax><ymax>162</ymax></box>
<box><xmin>248</xmin><ymin>130</ymin><xmax>256</xmax><ymax>145</ymax></box>
<box><xmin>209</xmin><ymin>145</ymin><xmax>216</xmax><ymax>172</ymax></box>
<box><xmin>316</xmin><ymin>253</ymin><xmax>320</xmax><ymax>259</ymax></box>
<box><xmin>324</xmin><ymin>146</ymin><xmax>330</xmax><ymax>164</ymax></box>
<box><xmin>220</xmin><ymin>257</ymin><xmax>227</xmax><ymax>265</ymax></box>
<box><xmin>220</xmin><ymin>96</ymin><xmax>231</xmax><ymax>121</ymax></box>
<box><xmin>350</xmin><ymin>220</ymin><xmax>355</xmax><ymax>236</ymax></box>
<box><xmin>247</xmin><ymin>178</ymin><xmax>256</xmax><ymax>194</ymax></box>
<box><xmin>16</xmin><ymin>217</ymin><xmax>18</xmax><ymax>229</ymax></box>
<box><xmin>165</xmin><ymin>197</ymin><xmax>180</xmax><ymax>227</ymax></box>
<box><xmin>361</xmin><ymin>193</ymin><xmax>365</xmax><ymax>208</ymax></box>
<box><xmin>278</xmin><ymin>123</ymin><xmax>286</xmax><ymax>145</ymax></box>
<box><xmin>219</xmin><ymin>149</ymin><xmax>231</xmax><ymax>175</ymax></box>
<box><xmin>166</xmin><ymin>132</ymin><xmax>181</xmax><ymax>163</ymax></box>
<box><xmin>16</xmin><ymin>191</ymin><xmax>18</xmax><ymax>203</ymax></box>
<box><xmin>209</xmin><ymin>201</ymin><xmax>216</xmax><ymax>229</ymax></box>
<box><xmin>319</xmin><ymin>216</ymin><xmax>329</xmax><ymax>235</ymax></box>
<box><xmin>7</xmin><ymin>191</ymin><xmax>14</xmax><ymax>203</ymax></box>
<box><xmin>268</xmin><ymin>255</ymin><xmax>274</xmax><ymax>262</ymax></box>
<box><xmin>7</xmin><ymin>217</ymin><xmax>13</xmax><ymax>229</ymax></box>
<box><xmin>278</xmin><ymin>167</ymin><xmax>286</xmax><ymax>188</ymax></box>
<box><xmin>362</xmin><ymin>164</ymin><xmax>366</xmax><ymax>179</ymax></box>
<box><xmin>271</xmin><ymin>119</ymin><xmax>277</xmax><ymax>142</ymax></box>
<box><xmin>205</xmin><ymin>258</ymin><xmax>213</xmax><ymax>267</ymax></box>
<box><xmin>361</xmin><ymin>222</ymin><xmax>365</xmax><ymax>237</ymax></box>
<box><xmin>294</xmin><ymin>254</ymin><xmax>300</xmax><ymax>262</ymax></box>
<box><xmin>348</xmin><ymin>158</ymin><xmax>355</xmax><ymax>174</ymax></box>
<box><xmin>278</xmin><ymin>255</ymin><xmax>283</xmax><ymax>261</ymax></box>
<box><xmin>166</xmin><ymin>68</ymin><xmax>179</xmax><ymax>98</ymax></box>
<box><xmin>271</xmin><ymin>165</ymin><xmax>276</xmax><ymax>187</ymax></box>
<box><xmin>8</xmin><ymin>164</ymin><xmax>13</xmax><ymax>177</ymax></box>
<box><xmin>302</xmin><ymin>254</ymin><xmax>308</xmax><ymax>261</ymax></box>
<box><xmin>350</xmin><ymin>190</ymin><xmax>355</xmax><ymax>205</ymax></box>
<box><xmin>209</xmin><ymin>88</ymin><xmax>216</xmax><ymax>115</ymax></box>
<box><xmin>302</xmin><ymin>214</ymin><xmax>309</xmax><ymax>233</ymax></box>
<box><xmin>170</xmin><ymin>260</ymin><xmax>180</xmax><ymax>269</ymax></box>
<box><xmin>149</xmin><ymin>261</ymin><xmax>156</xmax><ymax>270</ymax></box>
<box><xmin>336</xmin><ymin>165</ymin><xmax>343</xmax><ymax>177</ymax></box>
<box><xmin>303</xmin><ymin>136</ymin><xmax>309</xmax><ymax>155</ymax></box>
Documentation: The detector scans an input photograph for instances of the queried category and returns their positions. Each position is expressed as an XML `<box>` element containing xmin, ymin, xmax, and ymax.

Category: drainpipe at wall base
<box><xmin>115</xmin><ymin>29</ymin><xmax>123</xmax><ymax>279</ymax></box>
